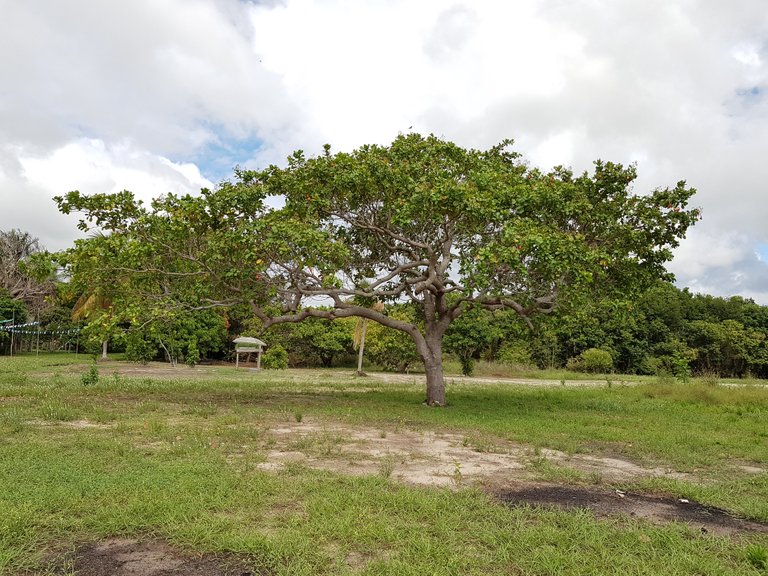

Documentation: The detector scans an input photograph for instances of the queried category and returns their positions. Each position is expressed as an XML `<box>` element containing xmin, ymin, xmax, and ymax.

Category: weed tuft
<box><xmin>746</xmin><ymin>544</ymin><xmax>768</xmax><ymax>571</ymax></box>
<box><xmin>182</xmin><ymin>403</ymin><xmax>218</xmax><ymax>418</ymax></box>
<box><xmin>110</xmin><ymin>371</ymin><xmax>125</xmax><ymax>387</ymax></box>
<box><xmin>451</xmin><ymin>461</ymin><xmax>463</xmax><ymax>486</ymax></box>
<box><xmin>527</xmin><ymin>456</ymin><xmax>586</xmax><ymax>483</ymax></box>
<box><xmin>378</xmin><ymin>455</ymin><xmax>395</xmax><ymax>479</ymax></box>
<box><xmin>0</xmin><ymin>407</ymin><xmax>27</xmax><ymax>434</ymax></box>
<box><xmin>654</xmin><ymin>371</ymin><xmax>676</xmax><ymax>386</ymax></box>
<box><xmin>41</xmin><ymin>401</ymin><xmax>78</xmax><ymax>422</ymax></box>
<box><xmin>698</xmin><ymin>369</ymin><xmax>720</xmax><ymax>387</ymax></box>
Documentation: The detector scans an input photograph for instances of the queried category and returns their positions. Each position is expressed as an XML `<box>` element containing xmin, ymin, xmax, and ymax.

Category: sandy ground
<box><xmin>252</xmin><ymin>420</ymin><xmax>692</xmax><ymax>487</ymax></box>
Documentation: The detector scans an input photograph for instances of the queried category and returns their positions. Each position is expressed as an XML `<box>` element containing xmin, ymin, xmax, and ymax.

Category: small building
<box><xmin>233</xmin><ymin>336</ymin><xmax>266</xmax><ymax>369</ymax></box>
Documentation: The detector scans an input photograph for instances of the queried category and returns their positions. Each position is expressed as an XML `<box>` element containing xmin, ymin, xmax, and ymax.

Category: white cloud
<box><xmin>0</xmin><ymin>0</ymin><xmax>298</xmax><ymax>155</ymax></box>
<box><xmin>1</xmin><ymin>0</ymin><xmax>768</xmax><ymax>302</ymax></box>
<box><xmin>1</xmin><ymin>139</ymin><xmax>212</xmax><ymax>250</ymax></box>
<box><xmin>246</xmin><ymin>0</ymin><xmax>587</xmax><ymax>154</ymax></box>
<box><xmin>670</xmin><ymin>229</ymin><xmax>768</xmax><ymax>303</ymax></box>
<box><xmin>732</xmin><ymin>43</ymin><xmax>763</xmax><ymax>69</ymax></box>
<box><xmin>19</xmin><ymin>139</ymin><xmax>211</xmax><ymax>202</ymax></box>
<box><xmin>670</xmin><ymin>230</ymin><xmax>753</xmax><ymax>279</ymax></box>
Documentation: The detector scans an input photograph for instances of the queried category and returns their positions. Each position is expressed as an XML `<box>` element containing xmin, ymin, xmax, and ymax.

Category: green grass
<box><xmin>0</xmin><ymin>353</ymin><xmax>767</xmax><ymax>575</ymax></box>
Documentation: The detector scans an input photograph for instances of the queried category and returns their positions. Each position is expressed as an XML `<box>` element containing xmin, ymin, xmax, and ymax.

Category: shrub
<box><xmin>365</xmin><ymin>318</ymin><xmax>420</xmax><ymax>373</ymax></box>
<box><xmin>657</xmin><ymin>353</ymin><xmax>692</xmax><ymax>382</ymax></box>
<box><xmin>567</xmin><ymin>348</ymin><xmax>613</xmax><ymax>373</ymax></box>
<box><xmin>262</xmin><ymin>344</ymin><xmax>288</xmax><ymax>369</ymax></box>
<box><xmin>458</xmin><ymin>356</ymin><xmax>475</xmax><ymax>376</ymax></box>
<box><xmin>81</xmin><ymin>364</ymin><xmax>99</xmax><ymax>386</ymax></box>
<box><xmin>497</xmin><ymin>341</ymin><xmax>535</xmax><ymax>368</ymax></box>
<box><xmin>565</xmin><ymin>356</ymin><xmax>583</xmax><ymax>371</ymax></box>
<box><xmin>125</xmin><ymin>331</ymin><xmax>157</xmax><ymax>364</ymax></box>
<box><xmin>185</xmin><ymin>341</ymin><xmax>200</xmax><ymax>368</ymax></box>
<box><xmin>637</xmin><ymin>355</ymin><xmax>661</xmax><ymax>376</ymax></box>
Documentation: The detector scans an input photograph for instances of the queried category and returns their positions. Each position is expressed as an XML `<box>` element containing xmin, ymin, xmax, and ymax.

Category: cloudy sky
<box><xmin>1</xmin><ymin>0</ymin><xmax>767</xmax><ymax>302</ymax></box>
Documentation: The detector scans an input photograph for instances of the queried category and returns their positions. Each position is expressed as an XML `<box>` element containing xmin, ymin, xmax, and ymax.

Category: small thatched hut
<box><xmin>233</xmin><ymin>336</ymin><xmax>266</xmax><ymax>369</ymax></box>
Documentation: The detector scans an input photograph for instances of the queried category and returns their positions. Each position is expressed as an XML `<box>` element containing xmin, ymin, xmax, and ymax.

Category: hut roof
<box><xmin>233</xmin><ymin>336</ymin><xmax>266</xmax><ymax>347</ymax></box>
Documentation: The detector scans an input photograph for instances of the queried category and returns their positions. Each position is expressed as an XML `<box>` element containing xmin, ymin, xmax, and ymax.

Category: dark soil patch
<box><xmin>43</xmin><ymin>538</ymin><xmax>264</xmax><ymax>576</ymax></box>
<box><xmin>497</xmin><ymin>484</ymin><xmax>768</xmax><ymax>536</ymax></box>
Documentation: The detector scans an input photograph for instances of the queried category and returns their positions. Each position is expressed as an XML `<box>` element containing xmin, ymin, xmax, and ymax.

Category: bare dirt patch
<box><xmin>252</xmin><ymin>420</ymin><xmax>687</xmax><ymax>487</ymax></box>
<box><xmin>244</xmin><ymin>419</ymin><xmax>768</xmax><ymax>534</ymax></box>
<box><xmin>43</xmin><ymin>538</ymin><xmax>260</xmax><ymax>576</ymax></box>
<box><xmin>24</xmin><ymin>419</ymin><xmax>113</xmax><ymax>429</ymax></box>
<box><xmin>63</xmin><ymin>419</ymin><xmax>114</xmax><ymax>429</ymax></box>
<box><xmin>95</xmin><ymin>361</ymin><xmax>224</xmax><ymax>379</ymax></box>
<box><xmin>496</xmin><ymin>484</ymin><xmax>768</xmax><ymax>536</ymax></box>
<box><xmin>738</xmin><ymin>464</ymin><xmax>766</xmax><ymax>474</ymax></box>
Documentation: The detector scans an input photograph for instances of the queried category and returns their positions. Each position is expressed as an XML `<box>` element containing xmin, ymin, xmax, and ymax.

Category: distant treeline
<box><xmin>253</xmin><ymin>281</ymin><xmax>768</xmax><ymax>379</ymax></box>
<box><xmin>3</xmin><ymin>281</ymin><xmax>767</xmax><ymax>379</ymax></box>
<box><xmin>515</xmin><ymin>281</ymin><xmax>768</xmax><ymax>378</ymax></box>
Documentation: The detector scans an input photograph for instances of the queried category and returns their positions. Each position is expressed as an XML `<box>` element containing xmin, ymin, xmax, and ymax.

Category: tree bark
<box><xmin>424</xmin><ymin>352</ymin><xmax>446</xmax><ymax>406</ymax></box>
<box><xmin>419</xmin><ymin>330</ymin><xmax>447</xmax><ymax>406</ymax></box>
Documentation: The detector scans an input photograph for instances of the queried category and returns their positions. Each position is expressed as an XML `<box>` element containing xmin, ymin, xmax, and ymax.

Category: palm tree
<box><xmin>72</xmin><ymin>291</ymin><xmax>113</xmax><ymax>360</ymax></box>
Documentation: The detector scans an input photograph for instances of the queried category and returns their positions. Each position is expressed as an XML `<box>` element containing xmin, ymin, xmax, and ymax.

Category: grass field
<box><xmin>1</xmin><ymin>353</ymin><xmax>767</xmax><ymax>575</ymax></box>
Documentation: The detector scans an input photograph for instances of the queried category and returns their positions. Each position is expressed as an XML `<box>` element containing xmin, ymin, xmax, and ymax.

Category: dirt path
<box><xmin>70</xmin><ymin>361</ymin><xmax>617</xmax><ymax>387</ymax></box>
<box><xmin>364</xmin><ymin>371</ymin><xmax>613</xmax><ymax>387</ymax></box>
<box><xmin>63</xmin><ymin>361</ymin><xmax>766</xmax><ymax>389</ymax></box>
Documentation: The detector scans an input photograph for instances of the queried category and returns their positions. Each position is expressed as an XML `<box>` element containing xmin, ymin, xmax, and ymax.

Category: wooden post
<box><xmin>356</xmin><ymin>319</ymin><xmax>367</xmax><ymax>375</ymax></box>
<box><xmin>257</xmin><ymin>348</ymin><xmax>262</xmax><ymax>370</ymax></box>
<box><xmin>35</xmin><ymin>311</ymin><xmax>40</xmax><ymax>357</ymax></box>
<box><xmin>236</xmin><ymin>351</ymin><xmax>239</xmax><ymax>368</ymax></box>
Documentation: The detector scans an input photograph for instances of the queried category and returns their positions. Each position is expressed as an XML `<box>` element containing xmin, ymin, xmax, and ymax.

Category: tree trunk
<box><xmin>101</xmin><ymin>339</ymin><xmax>108</xmax><ymax>360</ymax></box>
<box><xmin>421</xmin><ymin>332</ymin><xmax>446</xmax><ymax>406</ymax></box>
<box><xmin>424</xmin><ymin>354</ymin><xmax>446</xmax><ymax>406</ymax></box>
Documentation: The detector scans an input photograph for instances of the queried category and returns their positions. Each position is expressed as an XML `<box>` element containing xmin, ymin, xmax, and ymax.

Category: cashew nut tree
<box><xmin>56</xmin><ymin>133</ymin><xmax>699</xmax><ymax>405</ymax></box>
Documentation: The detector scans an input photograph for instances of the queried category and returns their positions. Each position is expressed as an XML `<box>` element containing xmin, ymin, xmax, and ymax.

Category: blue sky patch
<box><xmin>185</xmin><ymin>131</ymin><xmax>265</xmax><ymax>183</ymax></box>
<box><xmin>757</xmin><ymin>243</ymin><xmax>768</xmax><ymax>263</ymax></box>
<box><xmin>735</xmin><ymin>85</ymin><xmax>764</xmax><ymax>107</ymax></box>
<box><xmin>737</xmin><ymin>86</ymin><xmax>763</xmax><ymax>97</ymax></box>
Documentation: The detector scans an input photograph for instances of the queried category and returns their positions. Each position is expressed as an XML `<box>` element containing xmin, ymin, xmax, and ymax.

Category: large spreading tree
<box><xmin>56</xmin><ymin>134</ymin><xmax>699</xmax><ymax>405</ymax></box>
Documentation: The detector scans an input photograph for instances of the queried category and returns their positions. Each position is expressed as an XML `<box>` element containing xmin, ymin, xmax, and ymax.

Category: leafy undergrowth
<box><xmin>1</xmin><ymin>353</ymin><xmax>767</xmax><ymax>574</ymax></box>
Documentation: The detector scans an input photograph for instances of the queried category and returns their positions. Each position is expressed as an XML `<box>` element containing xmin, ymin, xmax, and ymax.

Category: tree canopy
<box><xmin>56</xmin><ymin>133</ymin><xmax>700</xmax><ymax>404</ymax></box>
<box><xmin>0</xmin><ymin>229</ymin><xmax>55</xmax><ymax>311</ymax></box>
